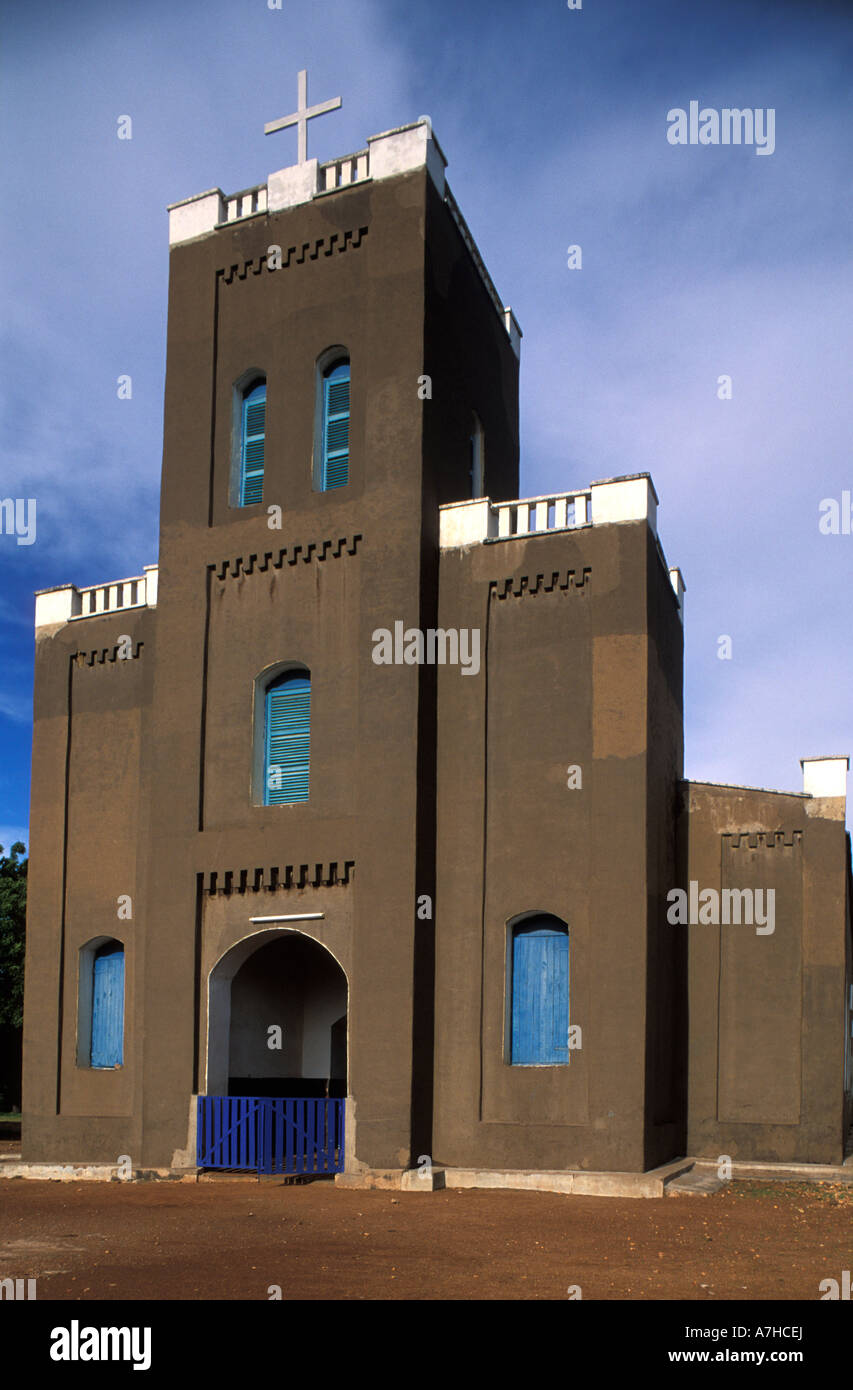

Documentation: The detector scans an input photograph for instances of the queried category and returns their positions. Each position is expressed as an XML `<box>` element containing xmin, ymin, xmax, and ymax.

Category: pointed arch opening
<box><xmin>206</xmin><ymin>930</ymin><xmax>348</xmax><ymax>1100</ymax></box>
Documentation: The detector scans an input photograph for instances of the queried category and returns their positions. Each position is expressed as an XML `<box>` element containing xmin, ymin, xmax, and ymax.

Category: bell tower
<box><xmin>140</xmin><ymin>88</ymin><xmax>522</xmax><ymax>1169</ymax></box>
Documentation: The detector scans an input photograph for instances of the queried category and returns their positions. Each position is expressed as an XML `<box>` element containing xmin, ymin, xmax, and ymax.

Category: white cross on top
<box><xmin>264</xmin><ymin>70</ymin><xmax>342</xmax><ymax>165</ymax></box>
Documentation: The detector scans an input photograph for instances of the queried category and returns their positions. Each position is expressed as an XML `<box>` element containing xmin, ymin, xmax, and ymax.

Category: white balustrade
<box><xmin>493</xmin><ymin>492</ymin><xmax>590</xmax><ymax>539</ymax></box>
<box><xmin>35</xmin><ymin>567</ymin><xmax>159</xmax><ymax>628</ymax></box>
<box><xmin>72</xmin><ymin>570</ymin><xmax>156</xmax><ymax>619</ymax></box>
<box><xmin>440</xmin><ymin>476</ymin><xmax>662</xmax><ymax>549</ymax></box>
<box><xmin>319</xmin><ymin>151</ymin><xmax>369</xmax><ymax>192</ymax></box>
<box><xmin>224</xmin><ymin>185</ymin><xmax>268</xmax><ymax>223</ymax></box>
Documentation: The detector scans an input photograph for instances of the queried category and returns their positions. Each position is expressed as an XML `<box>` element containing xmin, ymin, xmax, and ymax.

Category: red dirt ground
<box><xmin>0</xmin><ymin>1177</ymin><xmax>850</xmax><ymax>1300</ymax></box>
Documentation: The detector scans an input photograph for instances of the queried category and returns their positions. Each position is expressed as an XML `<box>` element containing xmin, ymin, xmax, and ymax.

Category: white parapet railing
<box><xmin>495</xmin><ymin>491</ymin><xmax>590</xmax><ymax>538</ymax></box>
<box><xmin>319</xmin><ymin>150</ymin><xmax>369</xmax><ymax>192</ymax></box>
<box><xmin>73</xmin><ymin>575</ymin><xmax>148</xmax><ymax>618</ymax></box>
<box><xmin>35</xmin><ymin>565</ymin><xmax>159</xmax><ymax>629</ymax></box>
<box><xmin>223</xmin><ymin>184</ymin><xmax>268</xmax><ymax>223</ymax></box>
<box><xmin>440</xmin><ymin>491</ymin><xmax>591</xmax><ymax>549</ymax></box>
<box><xmin>439</xmin><ymin>475</ymin><xmax>659</xmax><ymax>549</ymax></box>
<box><xmin>200</xmin><ymin>156</ymin><xmax>369</xmax><ymax>229</ymax></box>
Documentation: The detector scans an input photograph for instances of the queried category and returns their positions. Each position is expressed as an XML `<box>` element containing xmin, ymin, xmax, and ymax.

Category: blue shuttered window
<box><xmin>510</xmin><ymin>920</ymin><xmax>569</xmax><ymax>1065</ymax></box>
<box><xmin>265</xmin><ymin>672</ymin><xmax>310</xmax><ymax>804</ymax></box>
<box><xmin>91</xmin><ymin>942</ymin><xmax>124</xmax><ymax>1068</ymax></box>
<box><xmin>240</xmin><ymin>381</ymin><xmax>266</xmax><ymax>505</ymax></box>
<box><xmin>321</xmin><ymin>360</ymin><xmax>350</xmax><ymax>490</ymax></box>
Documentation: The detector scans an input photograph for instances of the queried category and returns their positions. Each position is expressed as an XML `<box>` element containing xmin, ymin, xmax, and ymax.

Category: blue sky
<box><xmin>1</xmin><ymin>0</ymin><xmax>852</xmax><ymax>849</ymax></box>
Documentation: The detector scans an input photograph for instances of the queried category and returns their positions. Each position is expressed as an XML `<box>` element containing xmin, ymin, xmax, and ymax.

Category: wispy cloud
<box><xmin>0</xmin><ymin>0</ymin><xmax>850</xmax><ymax>829</ymax></box>
<box><xmin>0</xmin><ymin>688</ymin><xmax>32</xmax><ymax>724</ymax></box>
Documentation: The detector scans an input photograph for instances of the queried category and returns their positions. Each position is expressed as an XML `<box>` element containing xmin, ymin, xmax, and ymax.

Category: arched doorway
<box><xmin>207</xmin><ymin>931</ymin><xmax>347</xmax><ymax>1099</ymax></box>
<box><xmin>199</xmin><ymin>931</ymin><xmax>347</xmax><ymax>1175</ymax></box>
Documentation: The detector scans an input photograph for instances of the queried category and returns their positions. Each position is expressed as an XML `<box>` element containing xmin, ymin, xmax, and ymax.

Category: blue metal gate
<box><xmin>197</xmin><ymin>1096</ymin><xmax>344</xmax><ymax>1175</ymax></box>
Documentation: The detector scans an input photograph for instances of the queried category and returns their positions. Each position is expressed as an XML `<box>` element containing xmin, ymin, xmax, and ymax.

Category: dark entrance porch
<box><xmin>201</xmin><ymin>930</ymin><xmax>348</xmax><ymax>1173</ymax></box>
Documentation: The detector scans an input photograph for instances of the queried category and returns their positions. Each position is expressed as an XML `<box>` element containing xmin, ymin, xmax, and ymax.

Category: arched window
<box><xmin>317</xmin><ymin>355</ymin><xmax>350</xmax><ymax>491</ymax></box>
<box><xmin>89</xmin><ymin>941</ymin><xmax>125</xmax><ymax>1068</ymax></box>
<box><xmin>264</xmin><ymin>669</ymin><xmax>311</xmax><ymax>804</ymax></box>
<box><xmin>239</xmin><ymin>378</ymin><xmax>266</xmax><ymax>505</ymax></box>
<box><xmin>469</xmin><ymin>413</ymin><xmax>484</xmax><ymax>498</ymax></box>
<box><xmin>508</xmin><ymin>916</ymin><xmax>569</xmax><ymax>1065</ymax></box>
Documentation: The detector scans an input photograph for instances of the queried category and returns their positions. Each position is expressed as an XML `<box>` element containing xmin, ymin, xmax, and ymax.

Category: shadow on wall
<box><xmin>0</xmin><ymin>1022</ymin><xmax>22</xmax><ymax>1115</ymax></box>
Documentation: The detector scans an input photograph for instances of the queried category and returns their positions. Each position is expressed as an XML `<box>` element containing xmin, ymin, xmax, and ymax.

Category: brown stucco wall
<box><xmin>24</xmin><ymin>160</ymin><xmax>524</xmax><ymax>1170</ymax></box>
<box><xmin>681</xmin><ymin>783</ymin><xmax>850</xmax><ymax>1164</ymax></box>
<box><xmin>432</xmin><ymin>520</ymin><xmax>683</xmax><ymax>1172</ymax></box>
<box><xmin>643</xmin><ymin>539</ymin><xmax>686</xmax><ymax>1167</ymax></box>
<box><xmin>22</xmin><ymin>151</ymin><xmax>849</xmax><ymax>1177</ymax></box>
<box><xmin>422</xmin><ymin>178</ymin><xmax>519</xmax><ymax>512</ymax></box>
<box><xmin>23</xmin><ymin>611</ymin><xmax>153</xmax><ymax>1161</ymax></box>
<box><xmin>142</xmin><ymin>169</ymin><xmax>434</xmax><ymax>1169</ymax></box>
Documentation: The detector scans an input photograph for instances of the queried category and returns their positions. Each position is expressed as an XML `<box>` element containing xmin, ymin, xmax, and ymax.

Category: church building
<box><xmin>22</xmin><ymin>83</ymin><xmax>853</xmax><ymax>1183</ymax></box>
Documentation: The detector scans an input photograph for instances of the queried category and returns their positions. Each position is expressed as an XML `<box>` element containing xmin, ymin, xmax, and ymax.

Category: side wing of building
<box><xmin>681</xmin><ymin>775</ymin><xmax>853</xmax><ymax>1165</ymax></box>
<box><xmin>23</xmin><ymin>581</ymin><xmax>156</xmax><ymax>1162</ymax></box>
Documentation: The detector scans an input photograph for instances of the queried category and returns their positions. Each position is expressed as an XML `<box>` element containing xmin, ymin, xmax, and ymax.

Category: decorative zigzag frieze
<box><xmin>723</xmin><ymin>831</ymin><xmax>802</xmax><ymax>851</ymax></box>
<box><xmin>209</xmin><ymin>535</ymin><xmax>362</xmax><ymax>582</ymax></box>
<box><xmin>202</xmin><ymin>862</ymin><xmax>355</xmax><ymax>895</ymax></box>
<box><xmin>72</xmin><ymin>643</ymin><xmax>144</xmax><ymax>667</ymax></box>
<box><xmin>218</xmin><ymin>226</ymin><xmax>369</xmax><ymax>284</ymax></box>
<box><xmin>488</xmin><ymin>567</ymin><xmax>591</xmax><ymax>601</ymax></box>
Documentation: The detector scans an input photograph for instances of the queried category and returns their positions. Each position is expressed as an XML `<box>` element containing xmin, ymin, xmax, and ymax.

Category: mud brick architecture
<box><xmin>23</xmin><ymin>108</ymin><xmax>853</xmax><ymax>1178</ymax></box>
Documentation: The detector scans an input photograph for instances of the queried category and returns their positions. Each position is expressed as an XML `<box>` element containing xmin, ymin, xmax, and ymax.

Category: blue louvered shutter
<box><xmin>241</xmin><ymin>382</ymin><xmax>266</xmax><ymax>505</ymax></box>
<box><xmin>91</xmin><ymin>943</ymin><xmax>124</xmax><ymax>1067</ymax></box>
<box><xmin>322</xmin><ymin>361</ymin><xmax>349</xmax><ymax>490</ymax></box>
<box><xmin>265</xmin><ymin>673</ymin><xmax>310</xmax><ymax>804</ymax></box>
<box><xmin>511</xmin><ymin>923</ymin><xmax>569</xmax><ymax>1065</ymax></box>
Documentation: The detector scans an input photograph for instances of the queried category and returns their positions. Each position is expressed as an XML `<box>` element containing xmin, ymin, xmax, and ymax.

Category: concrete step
<box><xmin>667</xmin><ymin>1168</ymin><xmax>725</xmax><ymax>1196</ymax></box>
<box><xmin>677</xmin><ymin>1157</ymin><xmax>853</xmax><ymax>1189</ymax></box>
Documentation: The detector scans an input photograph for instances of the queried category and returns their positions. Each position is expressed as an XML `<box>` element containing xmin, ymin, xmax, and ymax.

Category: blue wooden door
<box><xmin>91</xmin><ymin>944</ymin><xmax>124</xmax><ymax>1067</ymax></box>
<box><xmin>511</xmin><ymin>923</ymin><xmax>569</xmax><ymax>1064</ymax></box>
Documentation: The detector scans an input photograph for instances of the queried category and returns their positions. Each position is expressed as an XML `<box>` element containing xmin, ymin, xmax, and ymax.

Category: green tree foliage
<box><xmin>0</xmin><ymin>842</ymin><xmax>27</xmax><ymax>1028</ymax></box>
